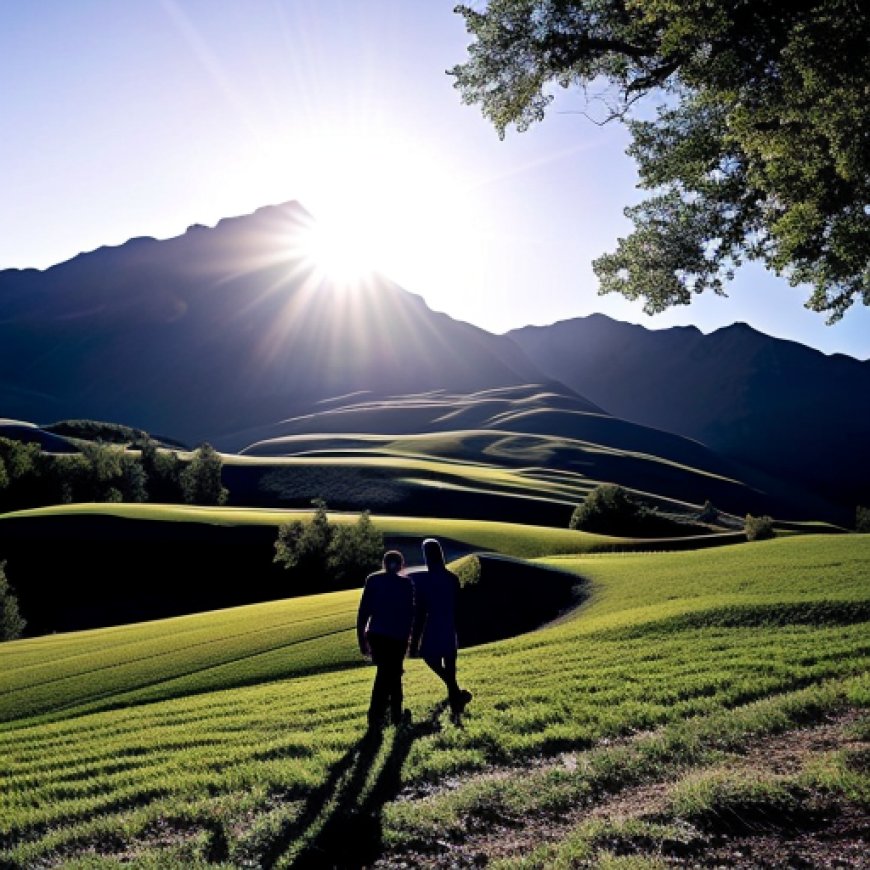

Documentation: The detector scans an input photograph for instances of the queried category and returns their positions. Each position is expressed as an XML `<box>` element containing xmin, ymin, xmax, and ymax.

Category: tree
<box><xmin>274</xmin><ymin>501</ymin><xmax>384</xmax><ymax>588</ymax></box>
<box><xmin>0</xmin><ymin>560</ymin><xmax>26</xmax><ymax>641</ymax></box>
<box><xmin>745</xmin><ymin>513</ymin><xmax>775</xmax><ymax>541</ymax></box>
<box><xmin>569</xmin><ymin>484</ymin><xmax>646</xmax><ymax>535</ymax></box>
<box><xmin>327</xmin><ymin>511</ymin><xmax>384</xmax><ymax>586</ymax></box>
<box><xmin>180</xmin><ymin>443</ymin><xmax>228</xmax><ymax>506</ymax></box>
<box><xmin>450</xmin><ymin>1</ymin><xmax>870</xmax><ymax>321</ymax></box>
<box><xmin>137</xmin><ymin>438</ymin><xmax>185</xmax><ymax>503</ymax></box>
<box><xmin>857</xmin><ymin>505</ymin><xmax>870</xmax><ymax>533</ymax></box>
<box><xmin>119</xmin><ymin>454</ymin><xmax>148</xmax><ymax>503</ymax></box>
<box><xmin>274</xmin><ymin>499</ymin><xmax>331</xmax><ymax>578</ymax></box>
<box><xmin>79</xmin><ymin>442</ymin><xmax>123</xmax><ymax>501</ymax></box>
<box><xmin>698</xmin><ymin>500</ymin><xmax>719</xmax><ymax>524</ymax></box>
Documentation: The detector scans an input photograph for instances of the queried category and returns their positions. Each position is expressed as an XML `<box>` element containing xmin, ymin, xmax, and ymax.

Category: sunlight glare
<box><xmin>259</xmin><ymin>126</ymin><xmax>490</xmax><ymax>304</ymax></box>
<box><xmin>299</xmin><ymin>216</ymin><xmax>377</xmax><ymax>287</ymax></box>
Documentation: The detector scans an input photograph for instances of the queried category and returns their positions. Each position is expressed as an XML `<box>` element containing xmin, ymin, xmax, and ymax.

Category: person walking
<box><xmin>413</xmin><ymin>538</ymin><xmax>472</xmax><ymax>718</ymax></box>
<box><xmin>356</xmin><ymin>550</ymin><xmax>415</xmax><ymax>729</ymax></box>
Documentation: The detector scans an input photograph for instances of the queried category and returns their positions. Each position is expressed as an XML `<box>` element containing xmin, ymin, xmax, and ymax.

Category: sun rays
<box><xmin>296</xmin><ymin>215</ymin><xmax>378</xmax><ymax>289</ymax></box>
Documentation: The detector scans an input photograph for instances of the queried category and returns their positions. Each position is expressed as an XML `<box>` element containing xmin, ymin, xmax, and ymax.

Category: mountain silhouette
<box><xmin>509</xmin><ymin>314</ymin><xmax>870</xmax><ymax>512</ymax></box>
<box><xmin>1</xmin><ymin>202</ymin><xmax>553</xmax><ymax>446</ymax></box>
<box><xmin>3</xmin><ymin>203</ymin><xmax>863</xmax><ymax>520</ymax></box>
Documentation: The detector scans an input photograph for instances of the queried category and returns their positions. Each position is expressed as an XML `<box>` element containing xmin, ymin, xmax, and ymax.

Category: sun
<box><xmin>265</xmin><ymin>125</ymin><xmax>488</xmax><ymax>301</ymax></box>
<box><xmin>298</xmin><ymin>216</ymin><xmax>378</xmax><ymax>288</ymax></box>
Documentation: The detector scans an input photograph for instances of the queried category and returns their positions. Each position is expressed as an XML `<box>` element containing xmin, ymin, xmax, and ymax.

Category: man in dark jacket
<box><xmin>357</xmin><ymin>550</ymin><xmax>415</xmax><ymax>728</ymax></box>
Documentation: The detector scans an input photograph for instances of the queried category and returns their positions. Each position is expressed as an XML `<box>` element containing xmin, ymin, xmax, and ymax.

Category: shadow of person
<box><xmin>261</xmin><ymin>702</ymin><xmax>448</xmax><ymax>869</ymax></box>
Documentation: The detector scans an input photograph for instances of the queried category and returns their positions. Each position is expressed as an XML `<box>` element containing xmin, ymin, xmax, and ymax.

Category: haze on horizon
<box><xmin>2</xmin><ymin>0</ymin><xmax>869</xmax><ymax>360</ymax></box>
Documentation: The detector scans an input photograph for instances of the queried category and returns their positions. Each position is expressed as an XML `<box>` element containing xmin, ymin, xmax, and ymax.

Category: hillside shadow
<box><xmin>458</xmin><ymin>555</ymin><xmax>587</xmax><ymax>647</ymax></box>
<box><xmin>261</xmin><ymin>703</ymin><xmax>448</xmax><ymax>869</ymax></box>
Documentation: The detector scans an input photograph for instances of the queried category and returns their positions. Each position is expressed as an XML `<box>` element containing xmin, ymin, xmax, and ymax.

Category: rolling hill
<box><xmin>1</xmin><ymin>534</ymin><xmax>867</xmax><ymax>867</ymax></box>
<box><xmin>232</xmin><ymin>383</ymin><xmax>844</xmax><ymax>523</ymax></box>
<box><xmin>0</xmin><ymin>504</ymin><xmax>749</xmax><ymax>634</ymax></box>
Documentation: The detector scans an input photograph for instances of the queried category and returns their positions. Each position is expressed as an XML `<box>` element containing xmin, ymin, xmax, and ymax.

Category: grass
<box><xmin>383</xmin><ymin>676</ymin><xmax>869</xmax><ymax>857</ymax></box>
<box><xmin>0</xmin><ymin>502</ymin><xmax>745</xmax><ymax>560</ymax></box>
<box><xmin>1</xmin><ymin>535</ymin><xmax>867</xmax><ymax>866</ymax></box>
<box><xmin>492</xmin><ymin>749</ymin><xmax>870</xmax><ymax>870</ymax></box>
<box><xmin>0</xmin><ymin>590</ymin><xmax>361</xmax><ymax>725</ymax></box>
<box><xmin>541</xmin><ymin>535</ymin><xmax>870</xmax><ymax>627</ymax></box>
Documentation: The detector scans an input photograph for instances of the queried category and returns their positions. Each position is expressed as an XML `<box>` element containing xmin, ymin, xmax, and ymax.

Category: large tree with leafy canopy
<box><xmin>450</xmin><ymin>0</ymin><xmax>870</xmax><ymax>321</ymax></box>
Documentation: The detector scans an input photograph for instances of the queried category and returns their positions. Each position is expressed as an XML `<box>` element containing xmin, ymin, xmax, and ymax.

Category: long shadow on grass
<box><xmin>261</xmin><ymin>703</ymin><xmax>448</xmax><ymax>869</ymax></box>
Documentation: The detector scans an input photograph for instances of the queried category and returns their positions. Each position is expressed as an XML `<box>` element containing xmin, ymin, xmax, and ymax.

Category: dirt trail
<box><xmin>375</xmin><ymin>709</ymin><xmax>868</xmax><ymax>868</ymax></box>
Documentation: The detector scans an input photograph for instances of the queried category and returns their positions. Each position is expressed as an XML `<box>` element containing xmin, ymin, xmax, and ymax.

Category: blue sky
<box><xmin>2</xmin><ymin>0</ymin><xmax>868</xmax><ymax>359</ymax></box>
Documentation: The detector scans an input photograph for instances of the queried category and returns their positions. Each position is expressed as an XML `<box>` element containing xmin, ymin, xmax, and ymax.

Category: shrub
<box><xmin>274</xmin><ymin>500</ymin><xmax>383</xmax><ymax>588</ymax></box>
<box><xmin>856</xmin><ymin>505</ymin><xmax>870</xmax><ymax>533</ymax></box>
<box><xmin>0</xmin><ymin>560</ymin><xmax>25</xmax><ymax>641</ymax></box>
<box><xmin>745</xmin><ymin>514</ymin><xmax>775</xmax><ymax>541</ymax></box>
<box><xmin>569</xmin><ymin>484</ymin><xmax>647</xmax><ymax>535</ymax></box>
<box><xmin>327</xmin><ymin>511</ymin><xmax>384</xmax><ymax>585</ymax></box>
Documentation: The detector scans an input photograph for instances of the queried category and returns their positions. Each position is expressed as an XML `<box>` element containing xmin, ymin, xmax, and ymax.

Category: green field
<box><xmin>1</xmin><ymin>534</ymin><xmax>868</xmax><ymax>867</ymax></box>
<box><xmin>0</xmin><ymin>502</ymin><xmax>748</xmax><ymax>560</ymax></box>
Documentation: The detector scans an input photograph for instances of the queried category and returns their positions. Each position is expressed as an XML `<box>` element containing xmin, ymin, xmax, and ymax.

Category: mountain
<box><xmin>3</xmin><ymin>202</ymin><xmax>861</xmax><ymax>522</ymax></box>
<box><xmin>0</xmin><ymin>202</ymin><xmax>554</xmax><ymax>448</ymax></box>
<box><xmin>508</xmin><ymin>314</ymin><xmax>870</xmax><ymax>513</ymax></box>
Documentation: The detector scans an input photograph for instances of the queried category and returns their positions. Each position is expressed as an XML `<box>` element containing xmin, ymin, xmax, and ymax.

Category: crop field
<box><xmin>1</xmin><ymin>534</ymin><xmax>868</xmax><ymax>867</ymax></box>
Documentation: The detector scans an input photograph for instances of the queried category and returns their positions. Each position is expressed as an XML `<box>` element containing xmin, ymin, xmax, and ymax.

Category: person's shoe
<box><xmin>450</xmin><ymin>689</ymin><xmax>473</xmax><ymax>715</ymax></box>
<box><xmin>392</xmin><ymin>708</ymin><xmax>413</xmax><ymax>728</ymax></box>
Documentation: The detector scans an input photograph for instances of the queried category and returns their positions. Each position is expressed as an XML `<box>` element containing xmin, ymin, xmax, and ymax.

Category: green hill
<box><xmin>1</xmin><ymin>534</ymin><xmax>867</xmax><ymax>867</ymax></box>
<box><xmin>235</xmin><ymin>385</ymin><xmax>832</xmax><ymax>522</ymax></box>
<box><xmin>1</xmin><ymin>504</ymin><xmax>753</xmax><ymax>635</ymax></box>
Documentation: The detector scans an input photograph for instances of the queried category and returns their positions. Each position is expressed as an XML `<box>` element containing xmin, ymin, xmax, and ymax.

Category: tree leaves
<box><xmin>450</xmin><ymin>0</ymin><xmax>870</xmax><ymax>319</ymax></box>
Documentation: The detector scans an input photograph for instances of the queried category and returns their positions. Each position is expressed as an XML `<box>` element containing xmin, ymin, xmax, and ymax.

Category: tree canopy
<box><xmin>0</xmin><ymin>561</ymin><xmax>26</xmax><ymax>641</ymax></box>
<box><xmin>450</xmin><ymin>0</ymin><xmax>870</xmax><ymax>320</ymax></box>
<box><xmin>273</xmin><ymin>500</ymin><xmax>385</xmax><ymax>589</ymax></box>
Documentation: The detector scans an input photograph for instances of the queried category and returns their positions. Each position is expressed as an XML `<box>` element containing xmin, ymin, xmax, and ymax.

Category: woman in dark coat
<box><xmin>413</xmin><ymin>538</ymin><xmax>472</xmax><ymax>717</ymax></box>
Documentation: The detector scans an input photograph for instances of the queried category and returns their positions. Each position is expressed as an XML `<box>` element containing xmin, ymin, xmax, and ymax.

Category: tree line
<box><xmin>571</xmin><ymin>484</ymin><xmax>870</xmax><ymax>538</ymax></box>
<box><xmin>0</xmin><ymin>437</ymin><xmax>228</xmax><ymax>513</ymax></box>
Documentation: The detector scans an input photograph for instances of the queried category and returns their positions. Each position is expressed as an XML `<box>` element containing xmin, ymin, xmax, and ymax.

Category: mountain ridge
<box><xmin>508</xmin><ymin>314</ymin><xmax>870</xmax><ymax>512</ymax></box>
<box><xmin>3</xmin><ymin>201</ymin><xmax>865</xmax><ymax>519</ymax></box>
<box><xmin>0</xmin><ymin>201</ymin><xmax>559</xmax><ymax>446</ymax></box>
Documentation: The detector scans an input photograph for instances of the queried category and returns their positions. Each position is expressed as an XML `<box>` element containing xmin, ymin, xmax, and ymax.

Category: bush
<box><xmin>274</xmin><ymin>500</ymin><xmax>384</xmax><ymax>588</ymax></box>
<box><xmin>569</xmin><ymin>485</ymin><xmax>647</xmax><ymax>535</ymax></box>
<box><xmin>45</xmin><ymin>419</ymin><xmax>148</xmax><ymax>444</ymax></box>
<box><xmin>857</xmin><ymin>505</ymin><xmax>870</xmax><ymax>533</ymax></box>
<box><xmin>0</xmin><ymin>560</ymin><xmax>25</xmax><ymax>641</ymax></box>
<box><xmin>745</xmin><ymin>514</ymin><xmax>775</xmax><ymax>541</ymax></box>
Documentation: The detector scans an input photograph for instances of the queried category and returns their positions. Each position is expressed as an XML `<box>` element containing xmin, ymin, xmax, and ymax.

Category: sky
<box><xmin>1</xmin><ymin>0</ymin><xmax>868</xmax><ymax>360</ymax></box>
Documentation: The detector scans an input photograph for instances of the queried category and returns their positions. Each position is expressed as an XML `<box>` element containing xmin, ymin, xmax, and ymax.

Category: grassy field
<box><xmin>1</xmin><ymin>534</ymin><xmax>868</xmax><ymax>867</ymax></box>
<box><xmin>0</xmin><ymin>502</ymin><xmax>741</xmax><ymax>559</ymax></box>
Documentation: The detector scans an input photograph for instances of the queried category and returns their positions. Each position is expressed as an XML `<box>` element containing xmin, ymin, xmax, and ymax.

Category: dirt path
<box><xmin>375</xmin><ymin>709</ymin><xmax>868</xmax><ymax>868</ymax></box>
